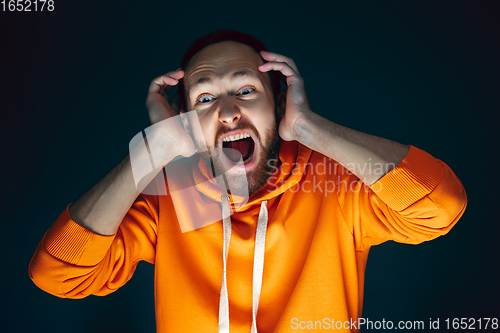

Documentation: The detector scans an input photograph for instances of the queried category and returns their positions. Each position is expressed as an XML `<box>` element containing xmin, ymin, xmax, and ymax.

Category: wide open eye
<box><xmin>196</xmin><ymin>94</ymin><xmax>216</xmax><ymax>104</ymax></box>
<box><xmin>237</xmin><ymin>86</ymin><xmax>256</xmax><ymax>96</ymax></box>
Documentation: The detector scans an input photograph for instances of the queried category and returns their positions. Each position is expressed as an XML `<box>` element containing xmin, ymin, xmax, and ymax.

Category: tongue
<box><xmin>223</xmin><ymin>137</ymin><xmax>253</xmax><ymax>162</ymax></box>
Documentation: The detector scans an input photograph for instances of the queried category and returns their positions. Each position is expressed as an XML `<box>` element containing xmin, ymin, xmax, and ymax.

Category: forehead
<box><xmin>185</xmin><ymin>41</ymin><xmax>266</xmax><ymax>92</ymax></box>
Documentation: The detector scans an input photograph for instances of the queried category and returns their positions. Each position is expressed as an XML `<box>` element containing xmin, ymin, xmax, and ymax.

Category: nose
<box><xmin>218</xmin><ymin>98</ymin><xmax>241</xmax><ymax>125</ymax></box>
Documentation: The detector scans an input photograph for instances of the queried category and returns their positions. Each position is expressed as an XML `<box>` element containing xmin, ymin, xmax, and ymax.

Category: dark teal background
<box><xmin>1</xmin><ymin>1</ymin><xmax>499</xmax><ymax>332</ymax></box>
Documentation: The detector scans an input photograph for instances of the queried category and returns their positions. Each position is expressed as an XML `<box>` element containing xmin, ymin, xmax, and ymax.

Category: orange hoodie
<box><xmin>29</xmin><ymin>141</ymin><xmax>467</xmax><ymax>332</ymax></box>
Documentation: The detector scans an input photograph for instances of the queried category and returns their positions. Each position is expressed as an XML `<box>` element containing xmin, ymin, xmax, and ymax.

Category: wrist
<box><xmin>293</xmin><ymin>109</ymin><xmax>318</xmax><ymax>147</ymax></box>
<box><xmin>145</xmin><ymin>129</ymin><xmax>180</xmax><ymax>167</ymax></box>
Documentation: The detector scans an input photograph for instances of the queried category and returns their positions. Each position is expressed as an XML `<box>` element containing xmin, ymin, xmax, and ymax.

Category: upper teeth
<box><xmin>223</xmin><ymin>133</ymin><xmax>251</xmax><ymax>142</ymax></box>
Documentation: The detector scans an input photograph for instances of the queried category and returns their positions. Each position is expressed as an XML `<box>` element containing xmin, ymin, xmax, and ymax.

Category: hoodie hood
<box><xmin>195</xmin><ymin>139</ymin><xmax>312</xmax><ymax>212</ymax></box>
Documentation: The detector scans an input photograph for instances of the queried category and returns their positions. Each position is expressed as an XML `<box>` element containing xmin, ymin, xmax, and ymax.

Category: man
<box><xmin>29</xmin><ymin>30</ymin><xmax>467</xmax><ymax>332</ymax></box>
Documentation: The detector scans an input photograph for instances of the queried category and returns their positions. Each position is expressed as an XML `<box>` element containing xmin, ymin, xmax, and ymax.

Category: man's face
<box><xmin>183</xmin><ymin>41</ymin><xmax>279</xmax><ymax>196</ymax></box>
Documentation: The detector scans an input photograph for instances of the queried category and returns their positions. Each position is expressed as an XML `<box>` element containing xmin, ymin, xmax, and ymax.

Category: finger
<box><xmin>167</xmin><ymin>69</ymin><xmax>184</xmax><ymax>80</ymax></box>
<box><xmin>259</xmin><ymin>51</ymin><xmax>300</xmax><ymax>75</ymax></box>
<box><xmin>148</xmin><ymin>76</ymin><xmax>177</xmax><ymax>96</ymax></box>
<box><xmin>148</xmin><ymin>69</ymin><xmax>185</xmax><ymax>95</ymax></box>
<box><xmin>258</xmin><ymin>61</ymin><xmax>302</xmax><ymax>86</ymax></box>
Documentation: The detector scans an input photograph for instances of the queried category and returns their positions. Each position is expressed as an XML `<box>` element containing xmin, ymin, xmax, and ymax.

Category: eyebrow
<box><xmin>189</xmin><ymin>70</ymin><xmax>260</xmax><ymax>92</ymax></box>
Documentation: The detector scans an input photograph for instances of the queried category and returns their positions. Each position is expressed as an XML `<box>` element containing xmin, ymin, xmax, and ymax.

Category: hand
<box><xmin>146</xmin><ymin>69</ymin><xmax>184</xmax><ymax>123</ymax></box>
<box><xmin>145</xmin><ymin>70</ymin><xmax>196</xmax><ymax>159</ymax></box>
<box><xmin>258</xmin><ymin>51</ymin><xmax>312</xmax><ymax>142</ymax></box>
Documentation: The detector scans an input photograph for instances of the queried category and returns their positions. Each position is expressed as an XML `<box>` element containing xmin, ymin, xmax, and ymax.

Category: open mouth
<box><xmin>222</xmin><ymin>132</ymin><xmax>255</xmax><ymax>164</ymax></box>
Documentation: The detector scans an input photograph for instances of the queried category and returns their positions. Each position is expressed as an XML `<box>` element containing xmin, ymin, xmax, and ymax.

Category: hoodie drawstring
<box><xmin>219</xmin><ymin>194</ymin><xmax>268</xmax><ymax>333</ymax></box>
<box><xmin>251</xmin><ymin>199</ymin><xmax>268</xmax><ymax>333</ymax></box>
<box><xmin>219</xmin><ymin>194</ymin><xmax>232</xmax><ymax>333</ymax></box>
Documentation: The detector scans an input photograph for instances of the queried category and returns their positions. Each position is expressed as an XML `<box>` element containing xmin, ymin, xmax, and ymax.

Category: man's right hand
<box><xmin>145</xmin><ymin>69</ymin><xmax>197</xmax><ymax>162</ymax></box>
<box><xmin>67</xmin><ymin>69</ymin><xmax>198</xmax><ymax>236</ymax></box>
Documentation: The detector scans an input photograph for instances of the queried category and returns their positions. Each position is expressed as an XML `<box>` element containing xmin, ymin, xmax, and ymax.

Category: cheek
<box><xmin>247</xmin><ymin>99</ymin><xmax>276</xmax><ymax>132</ymax></box>
<box><xmin>194</xmin><ymin>113</ymin><xmax>218</xmax><ymax>148</ymax></box>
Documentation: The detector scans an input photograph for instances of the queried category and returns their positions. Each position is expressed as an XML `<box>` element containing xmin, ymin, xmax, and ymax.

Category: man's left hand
<box><xmin>258</xmin><ymin>51</ymin><xmax>312</xmax><ymax>142</ymax></box>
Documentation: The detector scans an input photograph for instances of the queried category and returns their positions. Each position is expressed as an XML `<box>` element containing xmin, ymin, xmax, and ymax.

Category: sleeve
<box><xmin>28</xmin><ymin>191</ymin><xmax>158</xmax><ymax>299</ymax></box>
<box><xmin>335</xmin><ymin>145</ymin><xmax>467</xmax><ymax>252</ymax></box>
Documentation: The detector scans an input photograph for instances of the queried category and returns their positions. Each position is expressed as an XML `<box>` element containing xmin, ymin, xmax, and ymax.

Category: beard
<box><xmin>199</xmin><ymin>120</ymin><xmax>280</xmax><ymax>198</ymax></box>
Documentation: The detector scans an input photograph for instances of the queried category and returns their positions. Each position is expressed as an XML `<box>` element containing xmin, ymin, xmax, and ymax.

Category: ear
<box><xmin>179</xmin><ymin>108</ymin><xmax>191</xmax><ymax>135</ymax></box>
<box><xmin>170</xmin><ymin>89</ymin><xmax>182</xmax><ymax>114</ymax></box>
<box><xmin>276</xmin><ymin>89</ymin><xmax>287</xmax><ymax>120</ymax></box>
<box><xmin>170</xmin><ymin>89</ymin><xmax>190</xmax><ymax>132</ymax></box>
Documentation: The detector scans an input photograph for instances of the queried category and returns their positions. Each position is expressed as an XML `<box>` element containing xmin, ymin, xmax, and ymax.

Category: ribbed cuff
<box><xmin>43</xmin><ymin>204</ymin><xmax>116</xmax><ymax>266</ymax></box>
<box><xmin>369</xmin><ymin>145</ymin><xmax>445</xmax><ymax>211</ymax></box>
